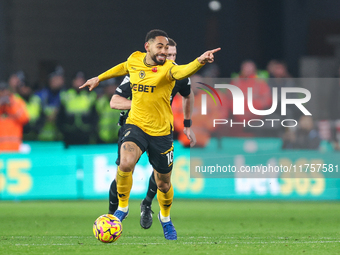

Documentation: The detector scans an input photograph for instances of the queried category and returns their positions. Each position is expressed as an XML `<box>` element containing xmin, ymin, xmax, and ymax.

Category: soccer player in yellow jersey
<box><xmin>108</xmin><ymin>38</ymin><xmax>196</xmax><ymax>230</ymax></box>
<box><xmin>80</xmin><ymin>29</ymin><xmax>220</xmax><ymax>240</ymax></box>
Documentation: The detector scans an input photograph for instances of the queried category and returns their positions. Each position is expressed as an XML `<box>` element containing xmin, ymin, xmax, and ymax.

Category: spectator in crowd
<box><xmin>229</xmin><ymin>60</ymin><xmax>272</xmax><ymax>137</ymax></box>
<box><xmin>263</xmin><ymin>60</ymin><xmax>297</xmax><ymax>136</ymax></box>
<box><xmin>35</xmin><ymin>66</ymin><xmax>65</xmax><ymax>141</ymax></box>
<box><xmin>328</xmin><ymin>65</ymin><xmax>340</xmax><ymax>150</ymax></box>
<box><xmin>95</xmin><ymin>78</ymin><xmax>121</xmax><ymax>143</ymax></box>
<box><xmin>17</xmin><ymin>79</ymin><xmax>45</xmax><ymax>141</ymax></box>
<box><xmin>282</xmin><ymin>116</ymin><xmax>321</xmax><ymax>150</ymax></box>
<box><xmin>57</xmin><ymin>71</ymin><xmax>97</xmax><ymax>147</ymax></box>
<box><xmin>0</xmin><ymin>81</ymin><xmax>29</xmax><ymax>151</ymax></box>
<box><xmin>267</xmin><ymin>61</ymin><xmax>294</xmax><ymax>95</ymax></box>
<box><xmin>231</xmin><ymin>61</ymin><xmax>269</xmax><ymax>79</ymax></box>
<box><xmin>329</xmin><ymin>65</ymin><xmax>340</xmax><ymax>122</ymax></box>
<box><xmin>266</xmin><ymin>59</ymin><xmax>279</xmax><ymax>78</ymax></box>
<box><xmin>8</xmin><ymin>71</ymin><xmax>26</xmax><ymax>95</ymax></box>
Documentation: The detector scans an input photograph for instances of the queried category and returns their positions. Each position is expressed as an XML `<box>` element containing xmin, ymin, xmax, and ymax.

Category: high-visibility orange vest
<box><xmin>0</xmin><ymin>95</ymin><xmax>29</xmax><ymax>151</ymax></box>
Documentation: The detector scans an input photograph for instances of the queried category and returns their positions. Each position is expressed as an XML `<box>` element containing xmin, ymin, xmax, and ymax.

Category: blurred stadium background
<box><xmin>1</xmin><ymin>0</ymin><xmax>340</xmax><ymax>253</ymax></box>
<box><xmin>1</xmin><ymin>0</ymin><xmax>340</xmax><ymax>201</ymax></box>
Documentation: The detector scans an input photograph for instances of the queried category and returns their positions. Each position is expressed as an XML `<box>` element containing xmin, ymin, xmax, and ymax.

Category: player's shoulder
<box><xmin>167</xmin><ymin>60</ymin><xmax>177</xmax><ymax>66</ymax></box>
<box><xmin>128</xmin><ymin>51</ymin><xmax>146</xmax><ymax>61</ymax></box>
<box><xmin>130</xmin><ymin>51</ymin><xmax>144</xmax><ymax>57</ymax></box>
<box><xmin>163</xmin><ymin>60</ymin><xmax>177</xmax><ymax>70</ymax></box>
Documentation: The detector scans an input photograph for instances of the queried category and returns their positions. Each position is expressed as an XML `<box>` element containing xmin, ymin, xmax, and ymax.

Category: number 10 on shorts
<box><xmin>166</xmin><ymin>151</ymin><xmax>174</xmax><ymax>166</ymax></box>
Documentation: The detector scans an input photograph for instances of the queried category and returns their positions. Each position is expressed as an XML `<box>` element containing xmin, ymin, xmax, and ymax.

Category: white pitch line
<box><xmin>6</xmin><ymin>236</ymin><xmax>340</xmax><ymax>240</ymax></box>
<box><xmin>12</xmin><ymin>240</ymin><xmax>340</xmax><ymax>246</ymax></box>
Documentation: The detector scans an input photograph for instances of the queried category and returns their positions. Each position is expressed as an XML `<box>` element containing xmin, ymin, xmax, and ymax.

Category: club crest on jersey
<box><xmin>139</xmin><ymin>70</ymin><xmax>146</xmax><ymax>79</ymax></box>
<box><xmin>152</xmin><ymin>67</ymin><xmax>157</xmax><ymax>72</ymax></box>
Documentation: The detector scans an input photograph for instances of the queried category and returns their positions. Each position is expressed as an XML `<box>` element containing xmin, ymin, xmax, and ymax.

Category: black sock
<box><xmin>108</xmin><ymin>179</ymin><xmax>118</xmax><ymax>214</ymax></box>
<box><xmin>143</xmin><ymin>172</ymin><xmax>157</xmax><ymax>206</ymax></box>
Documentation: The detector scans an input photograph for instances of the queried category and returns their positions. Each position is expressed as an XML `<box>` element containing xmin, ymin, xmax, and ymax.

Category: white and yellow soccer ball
<box><xmin>93</xmin><ymin>214</ymin><xmax>122</xmax><ymax>243</ymax></box>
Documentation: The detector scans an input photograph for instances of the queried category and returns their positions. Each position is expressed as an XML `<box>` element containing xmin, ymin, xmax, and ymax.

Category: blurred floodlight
<box><xmin>208</xmin><ymin>0</ymin><xmax>221</xmax><ymax>12</ymax></box>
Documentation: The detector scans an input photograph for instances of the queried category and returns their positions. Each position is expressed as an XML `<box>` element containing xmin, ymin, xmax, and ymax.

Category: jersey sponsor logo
<box><xmin>132</xmin><ymin>83</ymin><xmax>156</xmax><ymax>93</ymax></box>
<box><xmin>139</xmin><ymin>70</ymin><xmax>146</xmax><ymax>79</ymax></box>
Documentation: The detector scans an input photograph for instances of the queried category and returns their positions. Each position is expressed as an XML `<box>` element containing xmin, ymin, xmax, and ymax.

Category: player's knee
<box><xmin>157</xmin><ymin>181</ymin><xmax>170</xmax><ymax>193</ymax></box>
<box><xmin>119</xmin><ymin>158</ymin><xmax>135</xmax><ymax>172</ymax></box>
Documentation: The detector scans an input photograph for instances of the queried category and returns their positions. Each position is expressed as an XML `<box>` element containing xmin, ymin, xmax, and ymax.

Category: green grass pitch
<box><xmin>0</xmin><ymin>200</ymin><xmax>339</xmax><ymax>254</ymax></box>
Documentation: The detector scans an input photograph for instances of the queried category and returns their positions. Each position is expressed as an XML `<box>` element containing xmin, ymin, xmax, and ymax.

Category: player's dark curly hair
<box><xmin>145</xmin><ymin>29</ymin><xmax>168</xmax><ymax>42</ymax></box>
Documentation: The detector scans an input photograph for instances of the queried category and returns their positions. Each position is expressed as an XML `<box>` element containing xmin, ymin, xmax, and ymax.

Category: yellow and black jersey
<box><xmin>98</xmin><ymin>51</ymin><xmax>203</xmax><ymax>136</ymax></box>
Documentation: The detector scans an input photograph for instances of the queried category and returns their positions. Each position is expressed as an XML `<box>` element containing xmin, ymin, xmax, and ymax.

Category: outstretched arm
<box><xmin>197</xmin><ymin>48</ymin><xmax>221</xmax><ymax>64</ymax></box>
<box><xmin>170</xmin><ymin>48</ymin><xmax>221</xmax><ymax>80</ymax></box>
<box><xmin>79</xmin><ymin>62</ymin><xmax>128</xmax><ymax>91</ymax></box>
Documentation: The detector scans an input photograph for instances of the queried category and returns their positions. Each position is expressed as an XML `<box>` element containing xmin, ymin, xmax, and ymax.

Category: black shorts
<box><xmin>116</xmin><ymin>124</ymin><xmax>174</xmax><ymax>174</ymax></box>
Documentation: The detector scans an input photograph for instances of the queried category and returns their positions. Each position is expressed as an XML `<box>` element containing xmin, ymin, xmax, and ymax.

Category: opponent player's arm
<box><xmin>169</xmin><ymin>48</ymin><xmax>221</xmax><ymax>80</ymax></box>
<box><xmin>182</xmin><ymin>89</ymin><xmax>194</xmax><ymax>120</ymax></box>
<box><xmin>110</xmin><ymin>95</ymin><xmax>131</xmax><ymax>110</ymax></box>
<box><xmin>110</xmin><ymin>76</ymin><xmax>132</xmax><ymax>110</ymax></box>
<box><xmin>182</xmin><ymin>89</ymin><xmax>196</xmax><ymax>147</ymax></box>
<box><xmin>79</xmin><ymin>62</ymin><xmax>128</xmax><ymax>91</ymax></box>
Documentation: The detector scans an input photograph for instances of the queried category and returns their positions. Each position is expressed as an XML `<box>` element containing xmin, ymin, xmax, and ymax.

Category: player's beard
<box><xmin>151</xmin><ymin>53</ymin><xmax>166</xmax><ymax>65</ymax></box>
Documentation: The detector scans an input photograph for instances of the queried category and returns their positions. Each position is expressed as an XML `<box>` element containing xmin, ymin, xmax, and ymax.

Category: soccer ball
<box><xmin>93</xmin><ymin>214</ymin><xmax>123</xmax><ymax>243</ymax></box>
